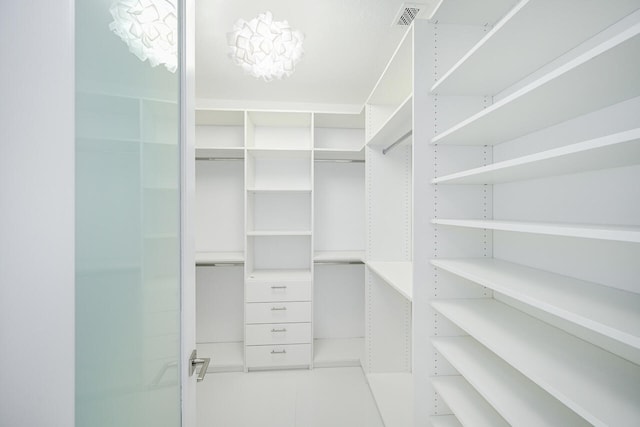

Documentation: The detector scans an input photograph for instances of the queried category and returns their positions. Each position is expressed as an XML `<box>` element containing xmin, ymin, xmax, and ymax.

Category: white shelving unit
<box><xmin>364</xmin><ymin>20</ymin><xmax>422</xmax><ymax>427</ymax></box>
<box><xmin>432</xmin><ymin>20</ymin><xmax>640</xmax><ymax>146</ymax></box>
<box><xmin>432</xmin><ymin>258</ymin><xmax>640</xmax><ymax>350</ymax></box>
<box><xmin>432</xmin><ymin>336</ymin><xmax>590</xmax><ymax>426</ymax></box>
<box><xmin>418</xmin><ymin>3</ymin><xmax>640</xmax><ymax>426</ymax></box>
<box><xmin>432</xmin><ymin>299</ymin><xmax>640</xmax><ymax>426</ymax></box>
<box><xmin>430</xmin><ymin>376</ymin><xmax>508</xmax><ymax>427</ymax></box>
<box><xmin>313</xmin><ymin>111</ymin><xmax>366</xmax><ymax>369</ymax></box>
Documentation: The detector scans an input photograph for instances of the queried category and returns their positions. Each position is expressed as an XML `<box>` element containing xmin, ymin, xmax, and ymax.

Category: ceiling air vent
<box><xmin>393</xmin><ymin>3</ymin><xmax>424</xmax><ymax>26</ymax></box>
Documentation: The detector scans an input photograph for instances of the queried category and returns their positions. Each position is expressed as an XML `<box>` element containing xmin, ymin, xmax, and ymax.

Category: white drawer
<box><xmin>246</xmin><ymin>344</ymin><xmax>311</xmax><ymax>369</ymax></box>
<box><xmin>246</xmin><ymin>323</ymin><xmax>311</xmax><ymax>346</ymax></box>
<box><xmin>246</xmin><ymin>301</ymin><xmax>311</xmax><ymax>324</ymax></box>
<box><xmin>245</xmin><ymin>281</ymin><xmax>311</xmax><ymax>303</ymax></box>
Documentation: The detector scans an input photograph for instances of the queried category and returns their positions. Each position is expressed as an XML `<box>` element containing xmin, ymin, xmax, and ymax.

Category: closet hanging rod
<box><xmin>314</xmin><ymin>159</ymin><xmax>365</xmax><ymax>163</ymax></box>
<box><xmin>195</xmin><ymin>157</ymin><xmax>244</xmax><ymax>161</ymax></box>
<box><xmin>314</xmin><ymin>260</ymin><xmax>364</xmax><ymax>265</ymax></box>
<box><xmin>196</xmin><ymin>262</ymin><xmax>245</xmax><ymax>267</ymax></box>
<box><xmin>382</xmin><ymin>130</ymin><xmax>413</xmax><ymax>155</ymax></box>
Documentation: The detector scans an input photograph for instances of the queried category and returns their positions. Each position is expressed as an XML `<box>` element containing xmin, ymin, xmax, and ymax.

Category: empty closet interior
<box><xmin>193</xmin><ymin>1</ymin><xmax>640</xmax><ymax>425</ymax></box>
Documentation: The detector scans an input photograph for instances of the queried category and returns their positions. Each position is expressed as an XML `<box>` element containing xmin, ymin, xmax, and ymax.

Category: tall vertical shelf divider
<box><xmin>313</xmin><ymin>111</ymin><xmax>366</xmax><ymax>368</ymax></box>
<box><xmin>244</xmin><ymin>111</ymin><xmax>314</xmax><ymax>370</ymax></box>
<box><xmin>194</xmin><ymin>109</ymin><xmax>245</xmax><ymax>372</ymax></box>
<box><xmin>419</xmin><ymin>2</ymin><xmax>640</xmax><ymax>426</ymax></box>
<box><xmin>364</xmin><ymin>22</ymin><xmax>417</xmax><ymax>427</ymax></box>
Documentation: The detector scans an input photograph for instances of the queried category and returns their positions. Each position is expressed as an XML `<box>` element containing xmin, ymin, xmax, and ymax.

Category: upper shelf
<box><xmin>431</xmin><ymin>0</ymin><xmax>640</xmax><ymax>95</ymax></box>
<box><xmin>432</xmin><ymin>298</ymin><xmax>640</xmax><ymax>426</ymax></box>
<box><xmin>314</xmin><ymin>251</ymin><xmax>365</xmax><ymax>264</ymax></box>
<box><xmin>432</xmin><ymin>336</ymin><xmax>590</xmax><ymax>426</ymax></box>
<box><xmin>432</xmin><ymin>257</ymin><xmax>640</xmax><ymax>350</ymax></box>
<box><xmin>432</xmin><ymin>218</ymin><xmax>640</xmax><ymax>243</ymax></box>
<box><xmin>432</xmin><ymin>22</ymin><xmax>640</xmax><ymax>146</ymax></box>
<box><xmin>366</xmin><ymin>94</ymin><xmax>412</xmax><ymax>149</ymax></box>
<box><xmin>195</xmin><ymin>251</ymin><xmax>244</xmax><ymax>266</ymax></box>
<box><xmin>367</xmin><ymin>261</ymin><xmax>413</xmax><ymax>301</ymax></box>
<box><xmin>366</xmin><ymin>26</ymin><xmax>413</xmax><ymax>106</ymax></box>
<box><xmin>432</xmin><ymin>129</ymin><xmax>640</xmax><ymax>184</ymax></box>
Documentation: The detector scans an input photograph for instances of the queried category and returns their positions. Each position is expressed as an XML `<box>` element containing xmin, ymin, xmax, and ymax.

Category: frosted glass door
<box><xmin>75</xmin><ymin>1</ymin><xmax>181</xmax><ymax>426</ymax></box>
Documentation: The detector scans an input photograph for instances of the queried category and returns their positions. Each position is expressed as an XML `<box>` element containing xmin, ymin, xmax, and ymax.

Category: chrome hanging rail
<box><xmin>382</xmin><ymin>130</ymin><xmax>413</xmax><ymax>155</ymax></box>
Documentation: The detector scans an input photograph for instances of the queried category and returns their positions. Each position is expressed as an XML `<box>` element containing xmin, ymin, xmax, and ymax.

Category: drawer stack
<box><xmin>245</xmin><ymin>273</ymin><xmax>313</xmax><ymax>369</ymax></box>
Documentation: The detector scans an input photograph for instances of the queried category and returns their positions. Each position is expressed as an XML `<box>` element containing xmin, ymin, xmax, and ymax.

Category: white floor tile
<box><xmin>197</xmin><ymin>367</ymin><xmax>384</xmax><ymax>427</ymax></box>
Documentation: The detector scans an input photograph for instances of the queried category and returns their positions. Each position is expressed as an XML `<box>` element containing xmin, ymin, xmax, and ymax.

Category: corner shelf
<box><xmin>431</xmin><ymin>0</ymin><xmax>640</xmax><ymax>95</ymax></box>
<box><xmin>432</xmin><ymin>129</ymin><xmax>640</xmax><ymax>184</ymax></box>
<box><xmin>366</xmin><ymin>261</ymin><xmax>413</xmax><ymax>301</ymax></box>
<box><xmin>431</xmin><ymin>298</ymin><xmax>640</xmax><ymax>426</ymax></box>
<box><xmin>432</xmin><ymin>218</ymin><xmax>640</xmax><ymax>243</ymax></box>
<box><xmin>430</xmin><ymin>376</ymin><xmax>508</xmax><ymax>427</ymax></box>
<box><xmin>432</xmin><ymin>336</ymin><xmax>590</xmax><ymax>426</ymax></box>
<box><xmin>366</xmin><ymin>372</ymin><xmax>413</xmax><ymax>427</ymax></box>
<box><xmin>432</xmin><ymin>23</ymin><xmax>640</xmax><ymax>146</ymax></box>
<box><xmin>431</xmin><ymin>258</ymin><xmax>640</xmax><ymax>349</ymax></box>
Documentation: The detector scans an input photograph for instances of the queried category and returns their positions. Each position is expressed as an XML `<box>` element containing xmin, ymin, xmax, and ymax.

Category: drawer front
<box><xmin>245</xmin><ymin>301</ymin><xmax>311</xmax><ymax>324</ymax></box>
<box><xmin>245</xmin><ymin>281</ymin><xmax>311</xmax><ymax>303</ymax></box>
<box><xmin>246</xmin><ymin>344</ymin><xmax>311</xmax><ymax>369</ymax></box>
<box><xmin>246</xmin><ymin>323</ymin><xmax>311</xmax><ymax>346</ymax></box>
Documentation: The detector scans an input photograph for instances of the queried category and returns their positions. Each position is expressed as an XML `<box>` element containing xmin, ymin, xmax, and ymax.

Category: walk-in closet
<box><xmin>191</xmin><ymin>0</ymin><xmax>640</xmax><ymax>426</ymax></box>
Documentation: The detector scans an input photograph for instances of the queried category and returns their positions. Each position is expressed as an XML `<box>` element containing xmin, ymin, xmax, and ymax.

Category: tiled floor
<box><xmin>197</xmin><ymin>367</ymin><xmax>385</xmax><ymax>427</ymax></box>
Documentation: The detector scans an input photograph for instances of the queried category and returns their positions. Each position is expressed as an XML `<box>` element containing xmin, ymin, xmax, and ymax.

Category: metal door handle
<box><xmin>271</xmin><ymin>328</ymin><xmax>287</xmax><ymax>332</ymax></box>
<box><xmin>271</xmin><ymin>349</ymin><xmax>286</xmax><ymax>354</ymax></box>
<box><xmin>271</xmin><ymin>306</ymin><xmax>287</xmax><ymax>311</ymax></box>
<box><xmin>270</xmin><ymin>285</ymin><xmax>287</xmax><ymax>289</ymax></box>
<box><xmin>189</xmin><ymin>349</ymin><xmax>211</xmax><ymax>382</ymax></box>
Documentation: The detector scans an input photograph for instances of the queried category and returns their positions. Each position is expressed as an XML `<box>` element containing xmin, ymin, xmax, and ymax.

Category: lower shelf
<box><xmin>197</xmin><ymin>341</ymin><xmax>243</xmax><ymax>373</ymax></box>
<box><xmin>431</xmin><ymin>376</ymin><xmax>508</xmax><ymax>427</ymax></box>
<box><xmin>313</xmin><ymin>337</ymin><xmax>363</xmax><ymax>368</ymax></box>
<box><xmin>366</xmin><ymin>372</ymin><xmax>413</xmax><ymax>427</ymax></box>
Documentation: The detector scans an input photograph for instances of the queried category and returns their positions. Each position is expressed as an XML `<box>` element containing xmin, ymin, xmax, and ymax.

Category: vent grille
<box><xmin>394</xmin><ymin>3</ymin><xmax>423</xmax><ymax>26</ymax></box>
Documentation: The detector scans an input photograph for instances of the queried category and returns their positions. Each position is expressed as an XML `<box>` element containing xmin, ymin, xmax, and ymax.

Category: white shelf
<box><xmin>247</xmin><ymin>230</ymin><xmax>312</xmax><ymax>237</ymax></box>
<box><xmin>432</xmin><ymin>129</ymin><xmax>640</xmax><ymax>184</ymax></box>
<box><xmin>431</xmin><ymin>298</ymin><xmax>640</xmax><ymax>426</ymax></box>
<box><xmin>246</xmin><ymin>147</ymin><xmax>311</xmax><ymax>156</ymax></box>
<box><xmin>432</xmin><ymin>218</ymin><xmax>640</xmax><ymax>243</ymax></box>
<box><xmin>432</xmin><ymin>336</ymin><xmax>590</xmax><ymax>426</ymax></box>
<box><xmin>195</xmin><ymin>251</ymin><xmax>244</xmax><ymax>265</ymax></box>
<box><xmin>366</xmin><ymin>26</ymin><xmax>413</xmax><ymax>106</ymax></box>
<box><xmin>430</xmin><ymin>376</ymin><xmax>508</xmax><ymax>427</ymax></box>
<box><xmin>431</xmin><ymin>0</ymin><xmax>640</xmax><ymax>95</ymax></box>
<box><xmin>196</xmin><ymin>341</ymin><xmax>244</xmax><ymax>372</ymax></box>
<box><xmin>431</xmin><ymin>258</ymin><xmax>640</xmax><ymax>349</ymax></box>
<box><xmin>246</xmin><ymin>269</ymin><xmax>313</xmax><ymax>282</ymax></box>
<box><xmin>367</xmin><ymin>94</ymin><xmax>413</xmax><ymax>148</ymax></box>
<box><xmin>313</xmin><ymin>337</ymin><xmax>363</xmax><ymax>368</ymax></box>
<box><xmin>313</xmin><ymin>148</ymin><xmax>365</xmax><ymax>161</ymax></box>
<box><xmin>195</xmin><ymin>147</ymin><xmax>244</xmax><ymax>159</ymax></box>
<box><xmin>432</xmin><ymin>22</ymin><xmax>640</xmax><ymax>145</ymax></box>
<box><xmin>366</xmin><ymin>261</ymin><xmax>413</xmax><ymax>301</ymax></box>
<box><xmin>366</xmin><ymin>373</ymin><xmax>413</xmax><ymax>427</ymax></box>
<box><xmin>429</xmin><ymin>415</ymin><xmax>462</xmax><ymax>427</ymax></box>
<box><xmin>313</xmin><ymin>250</ymin><xmax>365</xmax><ymax>263</ymax></box>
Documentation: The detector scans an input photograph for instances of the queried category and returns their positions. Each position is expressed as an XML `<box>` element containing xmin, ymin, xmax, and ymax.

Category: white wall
<box><xmin>0</xmin><ymin>3</ymin><xmax>75</xmax><ymax>427</ymax></box>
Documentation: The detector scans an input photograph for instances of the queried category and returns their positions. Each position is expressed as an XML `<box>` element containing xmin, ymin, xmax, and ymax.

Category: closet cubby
<box><xmin>246</xmin><ymin>149</ymin><xmax>312</xmax><ymax>191</ymax></box>
<box><xmin>246</xmin><ymin>111</ymin><xmax>312</xmax><ymax>149</ymax></box>
<box><xmin>195</xmin><ymin>109</ymin><xmax>244</xmax><ymax>159</ymax></box>
<box><xmin>420</xmin><ymin>3</ymin><xmax>640</xmax><ymax>426</ymax></box>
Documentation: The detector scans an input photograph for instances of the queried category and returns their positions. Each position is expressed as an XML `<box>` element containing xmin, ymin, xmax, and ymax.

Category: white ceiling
<box><xmin>195</xmin><ymin>0</ymin><xmax>439</xmax><ymax>110</ymax></box>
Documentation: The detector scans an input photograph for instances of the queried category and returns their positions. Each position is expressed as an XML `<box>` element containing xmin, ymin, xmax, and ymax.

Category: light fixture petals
<box><xmin>227</xmin><ymin>11</ymin><xmax>304</xmax><ymax>82</ymax></box>
<box><xmin>109</xmin><ymin>0</ymin><xmax>178</xmax><ymax>73</ymax></box>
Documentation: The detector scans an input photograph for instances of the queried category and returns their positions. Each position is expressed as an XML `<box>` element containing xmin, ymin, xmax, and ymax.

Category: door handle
<box><xmin>189</xmin><ymin>349</ymin><xmax>211</xmax><ymax>382</ymax></box>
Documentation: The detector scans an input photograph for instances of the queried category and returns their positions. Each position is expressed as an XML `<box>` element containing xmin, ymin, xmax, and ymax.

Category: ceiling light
<box><xmin>109</xmin><ymin>0</ymin><xmax>178</xmax><ymax>73</ymax></box>
<box><xmin>227</xmin><ymin>11</ymin><xmax>304</xmax><ymax>82</ymax></box>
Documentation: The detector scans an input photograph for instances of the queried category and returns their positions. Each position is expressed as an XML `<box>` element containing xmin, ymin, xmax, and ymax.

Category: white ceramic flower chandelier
<box><xmin>109</xmin><ymin>0</ymin><xmax>178</xmax><ymax>73</ymax></box>
<box><xmin>227</xmin><ymin>11</ymin><xmax>304</xmax><ymax>82</ymax></box>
